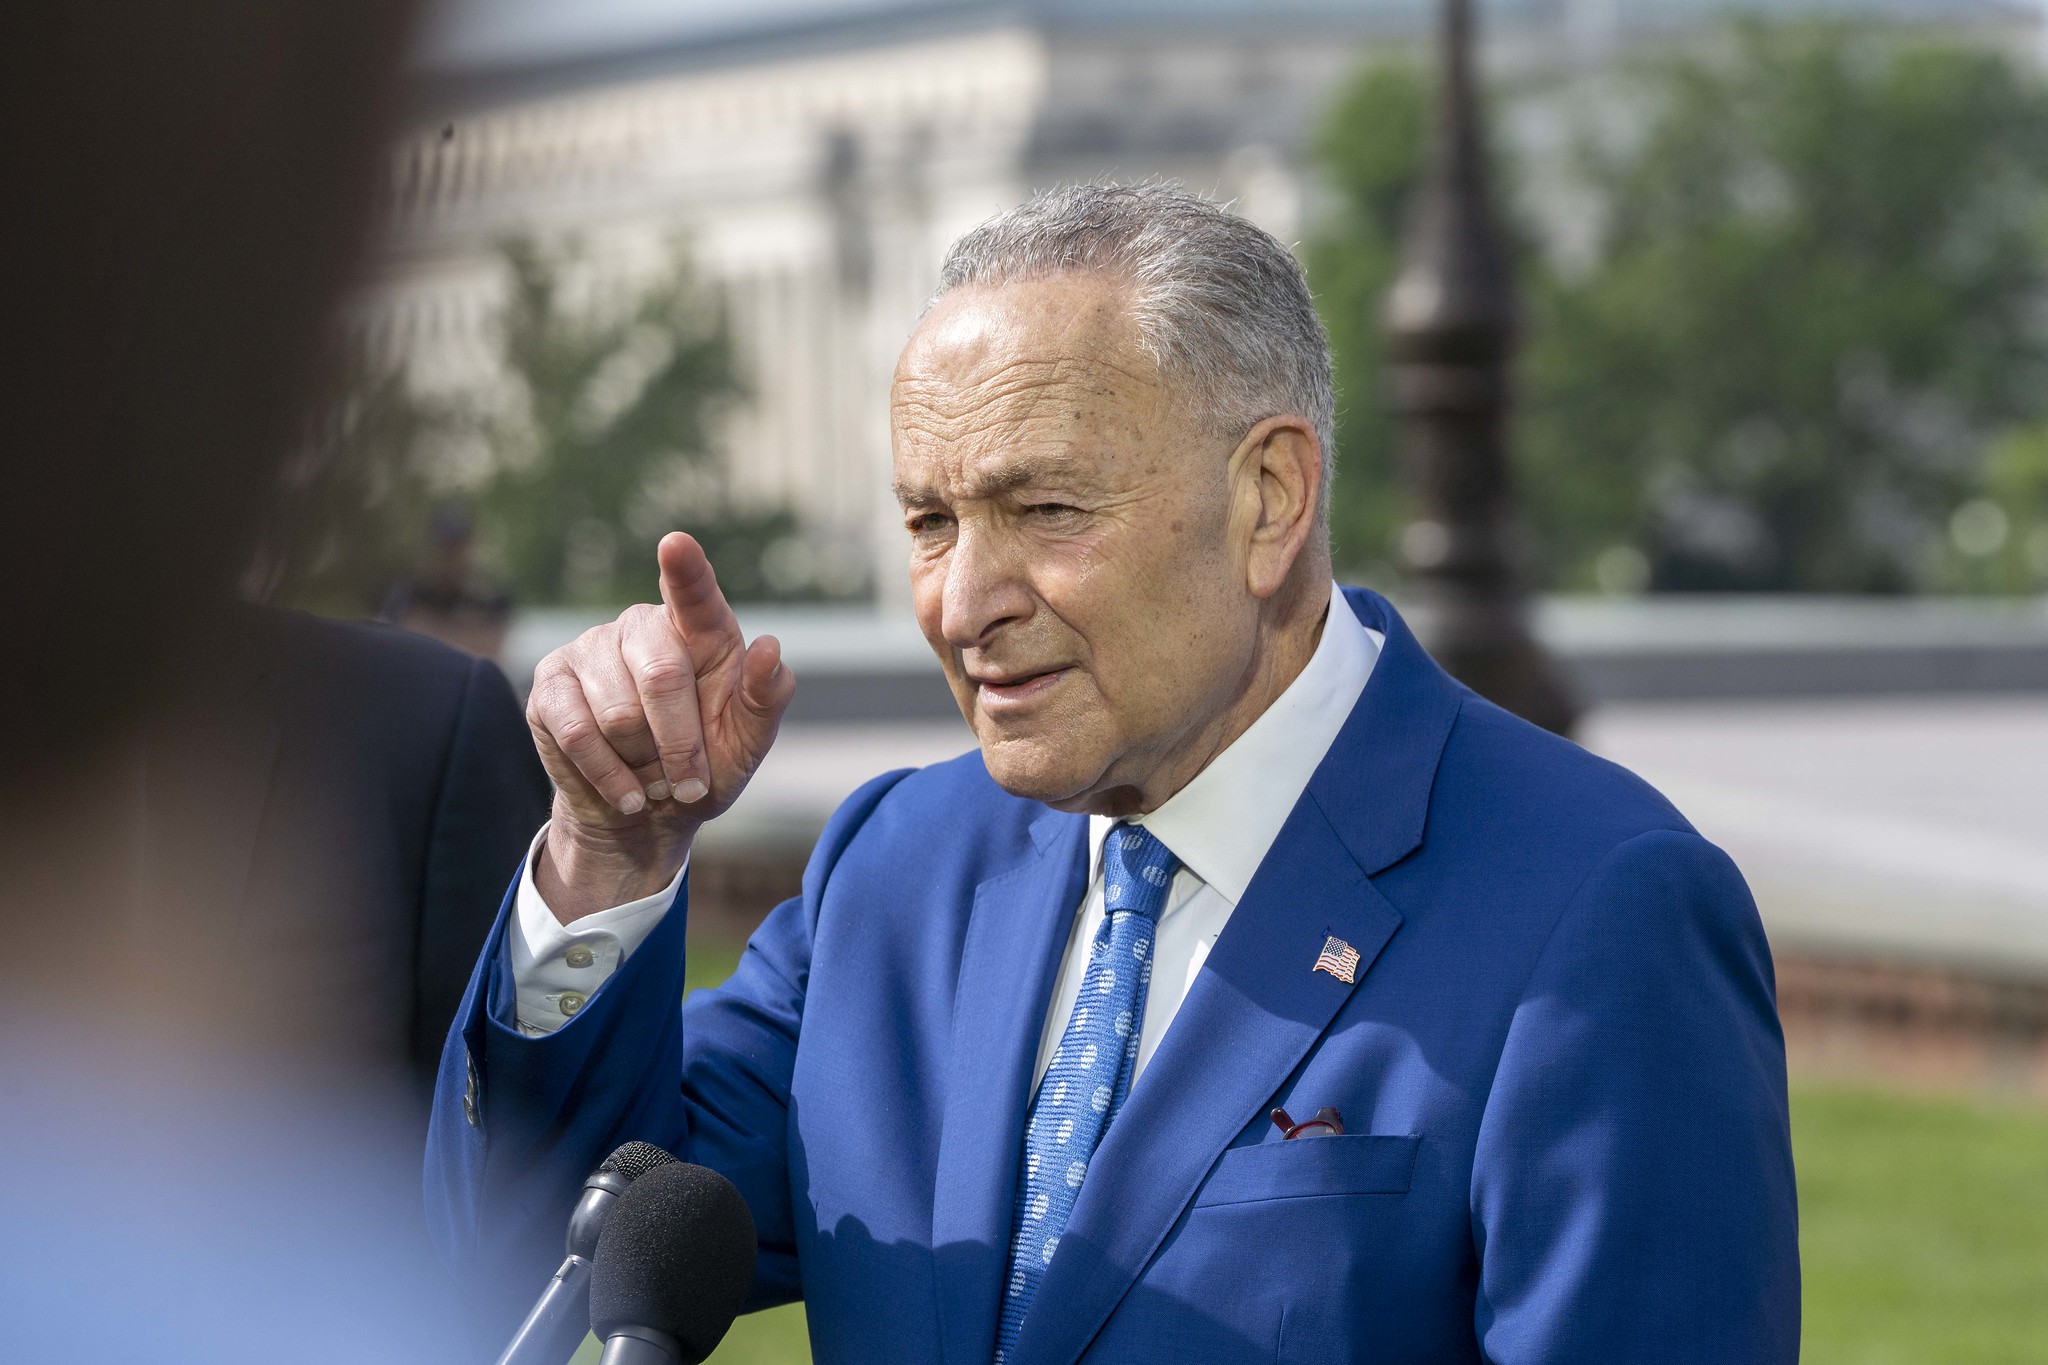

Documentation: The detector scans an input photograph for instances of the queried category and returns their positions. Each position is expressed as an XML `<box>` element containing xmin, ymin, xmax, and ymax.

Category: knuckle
<box><xmin>635</xmin><ymin>657</ymin><xmax>694</xmax><ymax>695</ymax></box>
<box><xmin>554</xmin><ymin>716</ymin><xmax>602</xmax><ymax>755</ymax></box>
<box><xmin>661</xmin><ymin>738</ymin><xmax>706</xmax><ymax>771</ymax></box>
<box><xmin>593</xmin><ymin>701</ymin><xmax>646</xmax><ymax>738</ymax></box>
<box><xmin>529</xmin><ymin>664</ymin><xmax>579</xmax><ymax>705</ymax></box>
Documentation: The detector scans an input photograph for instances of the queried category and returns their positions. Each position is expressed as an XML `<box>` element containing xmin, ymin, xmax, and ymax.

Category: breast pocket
<box><xmin>1191</xmin><ymin>1134</ymin><xmax>1421</xmax><ymax>1209</ymax></box>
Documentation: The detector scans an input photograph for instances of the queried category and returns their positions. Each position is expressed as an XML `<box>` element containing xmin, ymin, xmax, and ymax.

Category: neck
<box><xmin>1090</xmin><ymin>573</ymin><xmax>1333</xmax><ymax>818</ymax></box>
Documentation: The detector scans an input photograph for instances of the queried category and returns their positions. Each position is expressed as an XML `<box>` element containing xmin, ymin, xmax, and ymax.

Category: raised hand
<box><xmin>527</xmin><ymin>533</ymin><xmax>797</xmax><ymax>922</ymax></box>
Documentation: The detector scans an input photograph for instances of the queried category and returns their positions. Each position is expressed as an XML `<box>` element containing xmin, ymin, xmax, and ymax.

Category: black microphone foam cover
<box><xmin>589</xmin><ymin>1162</ymin><xmax>757</xmax><ymax>1365</ymax></box>
<box><xmin>598</xmin><ymin>1140</ymin><xmax>679</xmax><ymax>1184</ymax></box>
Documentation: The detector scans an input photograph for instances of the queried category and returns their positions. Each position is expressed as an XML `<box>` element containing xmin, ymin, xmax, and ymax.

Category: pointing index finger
<box><xmin>657</xmin><ymin>531</ymin><xmax>744</xmax><ymax>669</ymax></box>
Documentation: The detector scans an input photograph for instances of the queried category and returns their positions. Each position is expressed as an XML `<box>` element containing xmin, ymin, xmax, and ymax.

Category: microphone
<box><xmin>588</xmin><ymin>1162</ymin><xmax>757</xmax><ymax>1365</ymax></box>
<box><xmin>495</xmin><ymin>1142</ymin><xmax>679</xmax><ymax>1365</ymax></box>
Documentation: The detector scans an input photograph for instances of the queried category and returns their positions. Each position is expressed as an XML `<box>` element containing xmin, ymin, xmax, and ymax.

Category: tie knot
<box><xmin>1101</xmin><ymin>823</ymin><xmax>1179</xmax><ymax>921</ymax></box>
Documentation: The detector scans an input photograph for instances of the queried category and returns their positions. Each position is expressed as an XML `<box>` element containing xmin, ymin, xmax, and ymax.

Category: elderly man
<box><xmin>428</xmin><ymin>185</ymin><xmax>1798</xmax><ymax>1363</ymax></box>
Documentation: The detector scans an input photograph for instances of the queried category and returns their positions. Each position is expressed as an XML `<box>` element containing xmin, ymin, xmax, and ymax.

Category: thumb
<box><xmin>730</xmin><ymin>634</ymin><xmax>796</xmax><ymax>758</ymax></box>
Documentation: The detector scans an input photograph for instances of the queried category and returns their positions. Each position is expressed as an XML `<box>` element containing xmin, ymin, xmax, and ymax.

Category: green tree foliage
<box><xmin>265</xmin><ymin>359</ymin><xmax>447</xmax><ymax>615</ymax></box>
<box><xmin>1313</xmin><ymin>23</ymin><xmax>2048</xmax><ymax>594</ymax></box>
<box><xmin>1529</xmin><ymin>23</ymin><xmax>2048</xmax><ymax>593</ymax></box>
<box><xmin>1308</xmin><ymin>60</ymin><xmax>1432</xmax><ymax>587</ymax></box>
<box><xmin>477</xmin><ymin>237</ymin><xmax>763</xmax><ymax>606</ymax></box>
<box><xmin>1948</xmin><ymin>423</ymin><xmax>2048</xmax><ymax>592</ymax></box>
<box><xmin>271</xmin><ymin>236</ymin><xmax>816</xmax><ymax>613</ymax></box>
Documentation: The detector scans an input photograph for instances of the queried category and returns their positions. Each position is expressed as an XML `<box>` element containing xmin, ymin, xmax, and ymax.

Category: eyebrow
<box><xmin>893</xmin><ymin>454</ymin><xmax>1093</xmax><ymax>508</ymax></box>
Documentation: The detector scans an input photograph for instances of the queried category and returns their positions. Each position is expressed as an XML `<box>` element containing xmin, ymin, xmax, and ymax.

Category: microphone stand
<box><xmin>597</xmin><ymin>1324</ymin><xmax>685</xmax><ymax>1364</ymax></box>
<box><xmin>495</xmin><ymin>1254</ymin><xmax>596</xmax><ymax>1365</ymax></box>
<box><xmin>496</xmin><ymin>1168</ymin><xmax>637</xmax><ymax>1365</ymax></box>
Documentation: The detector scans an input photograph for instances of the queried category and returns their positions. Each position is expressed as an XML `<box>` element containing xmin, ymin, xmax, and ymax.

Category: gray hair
<box><xmin>927</xmin><ymin>182</ymin><xmax>1336</xmax><ymax>531</ymax></box>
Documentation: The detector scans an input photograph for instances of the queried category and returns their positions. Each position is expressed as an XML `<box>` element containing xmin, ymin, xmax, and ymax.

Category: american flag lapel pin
<box><xmin>1313</xmin><ymin>934</ymin><xmax>1361</xmax><ymax>984</ymax></box>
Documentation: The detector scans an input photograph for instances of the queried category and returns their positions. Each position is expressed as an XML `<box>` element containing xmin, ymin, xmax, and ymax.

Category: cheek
<box><xmin>1056</xmin><ymin>501</ymin><xmax>1228</xmax><ymax>623</ymax></box>
<box><xmin>903</xmin><ymin>555</ymin><xmax>947</xmax><ymax>649</ymax></box>
<box><xmin>1027</xmin><ymin>539</ymin><xmax>1123</xmax><ymax>646</ymax></box>
<box><xmin>908</xmin><ymin>558</ymin><xmax>941</xmax><ymax>627</ymax></box>
<box><xmin>1080</xmin><ymin>527</ymin><xmax>1243</xmax><ymax>702</ymax></box>
<box><xmin>1040</xmin><ymin>555</ymin><xmax>1178</xmax><ymax>696</ymax></box>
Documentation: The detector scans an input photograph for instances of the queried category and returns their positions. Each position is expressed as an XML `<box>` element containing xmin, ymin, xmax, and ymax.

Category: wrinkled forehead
<box><xmin>900</xmin><ymin>271</ymin><xmax>1150</xmax><ymax>378</ymax></box>
<box><xmin>890</xmin><ymin>276</ymin><xmax>1173</xmax><ymax>488</ymax></box>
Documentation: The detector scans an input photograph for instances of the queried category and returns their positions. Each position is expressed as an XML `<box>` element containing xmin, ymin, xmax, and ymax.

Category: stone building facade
<box><xmin>361</xmin><ymin>0</ymin><xmax>2031</xmax><ymax>600</ymax></box>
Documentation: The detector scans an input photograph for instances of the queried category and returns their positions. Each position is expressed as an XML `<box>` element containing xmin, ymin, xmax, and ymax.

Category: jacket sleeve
<box><xmin>410</xmin><ymin>655</ymin><xmax>553</xmax><ymax>1086</ymax></box>
<box><xmin>1470</xmin><ymin>828</ymin><xmax>1800</xmax><ymax>1364</ymax></box>
<box><xmin>423</xmin><ymin>766</ymin><xmax>914</xmax><ymax>1342</ymax></box>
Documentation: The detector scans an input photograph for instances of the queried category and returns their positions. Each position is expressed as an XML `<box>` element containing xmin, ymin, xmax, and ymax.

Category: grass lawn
<box><xmin>1794</xmin><ymin>1082</ymin><xmax>2048</xmax><ymax>1364</ymax></box>
<box><xmin>657</xmin><ymin>943</ymin><xmax>2048</xmax><ymax>1364</ymax></box>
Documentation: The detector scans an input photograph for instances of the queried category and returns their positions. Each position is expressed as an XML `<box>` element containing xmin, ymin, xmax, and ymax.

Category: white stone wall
<box><xmin>358</xmin><ymin>24</ymin><xmax>1051</xmax><ymax>600</ymax></box>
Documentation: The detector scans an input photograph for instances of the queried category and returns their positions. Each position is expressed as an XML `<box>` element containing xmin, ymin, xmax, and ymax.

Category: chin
<box><xmin>974</xmin><ymin>729</ymin><xmax>1105</xmax><ymax>806</ymax></box>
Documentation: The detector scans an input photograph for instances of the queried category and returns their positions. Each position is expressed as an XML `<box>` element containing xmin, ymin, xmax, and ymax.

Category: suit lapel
<box><xmin>1312</xmin><ymin>587</ymin><xmax>1465</xmax><ymax>877</ymax></box>
<box><xmin>1008</xmin><ymin>588</ymin><xmax>1464</xmax><ymax>1365</ymax></box>
<box><xmin>933</xmin><ymin>808</ymin><xmax>1090</xmax><ymax>1365</ymax></box>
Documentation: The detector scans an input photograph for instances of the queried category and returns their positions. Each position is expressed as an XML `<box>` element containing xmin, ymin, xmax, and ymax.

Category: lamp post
<box><xmin>1385</xmin><ymin>0</ymin><xmax>1578</xmax><ymax>736</ymax></box>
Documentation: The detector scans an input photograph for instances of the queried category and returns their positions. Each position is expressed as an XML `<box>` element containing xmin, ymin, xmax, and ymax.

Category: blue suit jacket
<box><xmin>428</xmin><ymin>588</ymin><xmax>1799</xmax><ymax>1363</ymax></box>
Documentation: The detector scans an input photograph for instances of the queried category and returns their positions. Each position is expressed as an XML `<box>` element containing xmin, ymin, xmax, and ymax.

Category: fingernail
<box><xmin>617</xmin><ymin>790</ymin><xmax>646</xmax><ymax>815</ymax></box>
<box><xmin>677</xmin><ymin>778</ymin><xmax>708</xmax><ymax>803</ymax></box>
<box><xmin>646</xmin><ymin>779</ymin><xmax>672</xmax><ymax>802</ymax></box>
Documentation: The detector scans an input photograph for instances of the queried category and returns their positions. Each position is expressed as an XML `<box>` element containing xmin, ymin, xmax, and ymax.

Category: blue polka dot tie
<box><xmin>993</xmin><ymin>822</ymin><xmax>1180</xmax><ymax>1364</ymax></box>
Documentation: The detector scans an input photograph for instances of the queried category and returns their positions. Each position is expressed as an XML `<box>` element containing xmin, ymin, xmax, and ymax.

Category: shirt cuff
<box><xmin>506</xmin><ymin>822</ymin><xmax>687</xmax><ymax>1036</ymax></box>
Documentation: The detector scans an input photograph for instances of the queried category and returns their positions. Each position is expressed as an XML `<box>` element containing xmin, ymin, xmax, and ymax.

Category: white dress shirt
<box><xmin>510</xmin><ymin>587</ymin><xmax>1381</xmax><ymax>1055</ymax></box>
<box><xmin>508</xmin><ymin>826</ymin><xmax>683</xmax><ymax>1034</ymax></box>
<box><xmin>1029</xmin><ymin>593</ymin><xmax>1379</xmax><ymax>1084</ymax></box>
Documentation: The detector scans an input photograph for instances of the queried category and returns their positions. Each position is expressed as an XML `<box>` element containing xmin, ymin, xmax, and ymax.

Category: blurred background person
<box><xmin>381</xmin><ymin>499</ymin><xmax>518</xmax><ymax>662</ymax></box>
<box><xmin>138</xmin><ymin>598</ymin><xmax>547</xmax><ymax>1092</ymax></box>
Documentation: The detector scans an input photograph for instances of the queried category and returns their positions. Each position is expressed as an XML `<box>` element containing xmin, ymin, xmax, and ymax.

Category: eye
<box><xmin>905</xmin><ymin>512</ymin><xmax>953</xmax><ymax>535</ymax></box>
<box><xmin>1024</xmin><ymin>502</ymin><xmax>1081</xmax><ymax>521</ymax></box>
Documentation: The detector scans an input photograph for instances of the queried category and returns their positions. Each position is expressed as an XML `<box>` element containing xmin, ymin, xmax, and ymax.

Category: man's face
<box><xmin>890</xmin><ymin>273</ymin><xmax>1264</xmax><ymax>813</ymax></box>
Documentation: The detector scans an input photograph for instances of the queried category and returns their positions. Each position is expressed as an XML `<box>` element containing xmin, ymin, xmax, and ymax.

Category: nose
<box><xmin>938</xmin><ymin>521</ymin><xmax>1033</xmax><ymax>652</ymax></box>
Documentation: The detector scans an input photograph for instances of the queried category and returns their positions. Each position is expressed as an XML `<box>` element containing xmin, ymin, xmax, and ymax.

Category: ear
<box><xmin>1227</xmin><ymin>414</ymin><xmax>1323</xmax><ymax>599</ymax></box>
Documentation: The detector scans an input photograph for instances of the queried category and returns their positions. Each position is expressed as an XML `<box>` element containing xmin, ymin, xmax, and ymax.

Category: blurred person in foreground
<box><xmin>432</xmin><ymin>185</ymin><xmax>1799</xmax><ymax>1362</ymax></box>
<box><xmin>0</xmin><ymin>4</ymin><xmax>488</xmax><ymax>1360</ymax></box>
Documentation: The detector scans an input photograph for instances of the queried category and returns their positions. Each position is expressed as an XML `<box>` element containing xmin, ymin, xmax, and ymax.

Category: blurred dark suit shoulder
<box><xmin>141</xmin><ymin>607</ymin><xmax>551</xmax><ymax>1091</ymax></box>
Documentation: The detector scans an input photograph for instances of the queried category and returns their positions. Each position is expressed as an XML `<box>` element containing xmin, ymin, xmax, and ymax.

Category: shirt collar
<box><xmin>1086</xmin><ymin>584</ymin><xmax>1382</xmax><ymax>905</ymax></box>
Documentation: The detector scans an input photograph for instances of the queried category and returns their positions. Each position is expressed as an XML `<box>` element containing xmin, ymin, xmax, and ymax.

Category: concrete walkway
<box><xmin>1583</xmin><ymin>697</ymin><xmax>2048</xmax><ymax>975</ymax></box>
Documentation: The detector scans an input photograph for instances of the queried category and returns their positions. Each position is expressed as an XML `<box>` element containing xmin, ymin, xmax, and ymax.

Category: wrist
<box><xmin>537</xmin><ymin>808</ymin><xmax>695</xmax><ymax>925</ymax></box>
